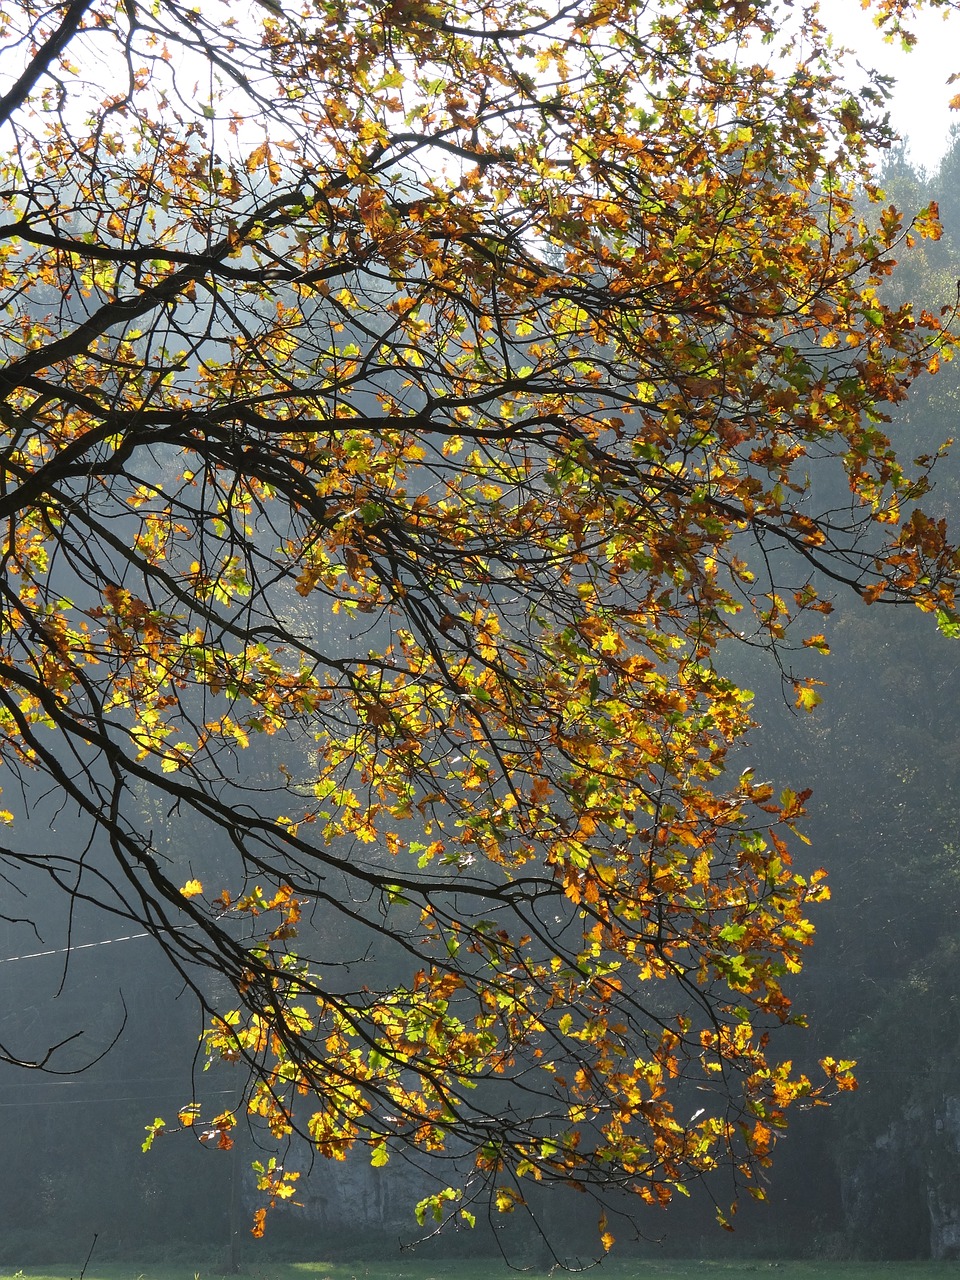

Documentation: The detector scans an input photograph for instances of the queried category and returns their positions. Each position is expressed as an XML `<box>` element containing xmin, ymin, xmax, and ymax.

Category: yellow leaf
<box><xmin>691</xmin><ymin>849</ymin><xmax>711</xmax><ymax>886</ymax></box>
<box><xmin>246</xmin><ymin>141</ymin><xmax>270</xmax><ymax>173</ymax></box>
<box><xmin>181</xmin><ymin>878</ymin><xmax>204</xmax><ymax>898</ymax></box>
<box><xmin>599</xmin><ymin>1209</ymin><xmax>614</xmax><ymax>1252</ymax></box>
<box><xmin>178</xmin><ymin>1103</ymin><xmax>201</xmax><ymax>1127</ymax></box>
<box><xmin>794</xmin><ymin>683</ymin><xmax>823</xmax><ymax>713</ymax></box>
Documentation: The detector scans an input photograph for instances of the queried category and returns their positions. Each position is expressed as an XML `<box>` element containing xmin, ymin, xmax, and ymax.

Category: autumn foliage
<box><xmin>0</xmin><ymin>0</ymin><xmax>955</xmax><ymax>1247</ymax></box>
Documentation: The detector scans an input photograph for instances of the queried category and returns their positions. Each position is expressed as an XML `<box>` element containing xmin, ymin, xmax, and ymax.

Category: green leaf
<box><xmin>142</xmin><ymin>1117</ymin><xmax>166</xmax><ymax>1152</ymax></box>
<box><xmin>718</xmin><ymin>923</ymin><xmax>747</xmax><ymax>943</ymax></box>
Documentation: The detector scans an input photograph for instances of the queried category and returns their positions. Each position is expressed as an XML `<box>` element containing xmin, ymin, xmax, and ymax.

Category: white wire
<box><xmin>0</xmin><ymin>919</ymin><xmax>210</xmax><ymax>965</ymax></box>
<box><xmin>0</xmin><ymin>930</ymin><xmax>152</xmax><ymax>964</ymax></box>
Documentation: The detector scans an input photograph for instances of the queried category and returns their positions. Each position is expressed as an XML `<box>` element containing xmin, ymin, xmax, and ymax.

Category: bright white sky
<box><xmin>826</xmin><ymin>2</ymin><xmax>959</xmax><ymax>174</ymax></box>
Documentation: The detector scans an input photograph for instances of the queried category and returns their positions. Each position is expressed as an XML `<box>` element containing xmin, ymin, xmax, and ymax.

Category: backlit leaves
<box><xmin>0</xmin><ymin>0</ymin><xmax>955</xmax><ymax>1252</ymax></box>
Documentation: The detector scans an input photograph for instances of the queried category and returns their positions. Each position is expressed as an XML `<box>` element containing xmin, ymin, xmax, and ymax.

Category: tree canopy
<box><xmin>0</xmin><ymin>0</ymin><xmax>956</xmax><ymax>1248</ymax></box>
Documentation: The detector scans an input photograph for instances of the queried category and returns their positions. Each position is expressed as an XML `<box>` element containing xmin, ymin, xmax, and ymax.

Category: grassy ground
<box><xmin>7</xmin><ymin>1260</ymin><xmax>960</xmax><ymax>1280</ymax></box>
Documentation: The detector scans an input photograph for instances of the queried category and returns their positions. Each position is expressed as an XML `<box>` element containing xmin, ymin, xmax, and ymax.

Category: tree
<box><xmin>0</xmin><ymin>0</ymin><xmax>956</xmax><ymax>1249</ymax></box>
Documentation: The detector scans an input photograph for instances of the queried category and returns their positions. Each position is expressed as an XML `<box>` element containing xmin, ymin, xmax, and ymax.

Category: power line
<box><xmin>0</xmin><ymin>931</ymin><xmax>151</xmax><ymax>964</ymax></box>
<box><xmin>0</xmin><ymin>1072</ymin><xmax>197</xmax><ymax>1090</ymax></box>
<box><xmin>0</xmin><ymin>923</ymin><xmax>203</xmax><ymax>965</ymax></box>
<box><xmin>0</xmin><ymin>1087</ymin><xmax>241</xmax><ymax>1108</ymax></box>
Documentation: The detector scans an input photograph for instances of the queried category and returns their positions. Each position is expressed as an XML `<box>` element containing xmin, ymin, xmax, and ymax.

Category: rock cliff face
<box><xmin>926</xmin><ymin>1096</ymin><xmax>960</xmax><ymax>1259</ymax></box>
<box><xmin>839</xmin><ymin>1107</ymin><xmax>927</xmax><ymax>1259</ymax></box>
<box><xmin>267</xmin><ymin>1144</ymin><xmax>438</xmax><ymax>1236</ymax></box>
<box><xmin>838</xmin><ymin>1096</ymin><xmax>960</xmax><ymax>1260</ymax></box>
